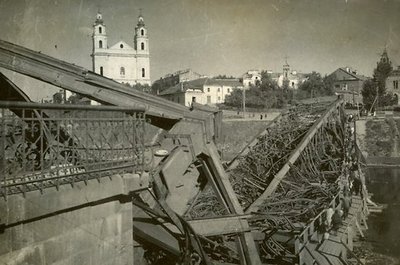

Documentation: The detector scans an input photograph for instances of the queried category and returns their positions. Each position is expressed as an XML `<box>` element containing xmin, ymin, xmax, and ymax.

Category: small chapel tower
<box><xmin>283</xmin><ymin>59</ymin><xmax>290</xmax><ymax>79</ymax></box>
<box><xmin>379</xmin><ymin>48</ymin><xmax>391</xmax><ymax>65</ymax></box>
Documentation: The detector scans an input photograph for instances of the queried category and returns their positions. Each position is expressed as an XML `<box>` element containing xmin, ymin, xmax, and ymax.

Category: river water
<box><xmin>366</xmin><ymin>167</ymin><xmax>400</xmax><ymax>262</ymax></box>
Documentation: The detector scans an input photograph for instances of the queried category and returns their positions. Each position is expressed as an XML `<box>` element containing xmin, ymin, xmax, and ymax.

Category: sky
<box><xmin>1</xmin><ymin>0</ymin><xmax>400</xmax><ymax>100</ymax></box>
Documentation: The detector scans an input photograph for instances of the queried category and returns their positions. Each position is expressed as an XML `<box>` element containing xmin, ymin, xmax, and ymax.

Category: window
<box><xmin>292</xmin><ymin>82</ymin><xmax>295</xmax><ymax>87</ymax></box>
<box><xmin>120</xmin><ymin>44</ymin><xmax>124</xmax><ymax>48</ymax></box>
<box><xmin>100</xmin><ymin>66</ymin><xmax>103</xmax><ymax>76</ymax></box>
<box><xmin>217</xmin><ymin>87</ymin><xmax>220</xmax><ymax>92</ymax></box>
<box><xmin>192</xmin><ymin>97</ymin><xmax>196</xmax><ymax>103</ymax></box>
<box><xmin>120</xmin><ymin>67</ymin><xmax>125</xmax><ymax>76</ymax></box>
<box><xmin>394</xmin><ymin>80</ymin><xmax>399</xmax><ymax>89</ymax></box>
<box><xmin>142</xmin><ymin>68</ymin><xmax>145</xmax><ymax>78</ymax></box>
<box><xmin>207</xmin><ymin>87</ymin><xmax>210</xmax><ymax>92</ymax></box>
<box><xmin>141</xmin><ymin>29</ymin><xmax>144</xmax><ymax>36</ymax></box>
<box><xmin>227</xmin><ymin>88</ymin><xmax>230</xmax><ymax>93</ymax></box>
<box><xmin>141</xmin><ymin>42</ymin><xmax>145</xmax><ymax>50</ymax></box>
<box><xmin>218</xmin><ymin>96</ymin><xmax>221</xmax><ymax>101</ymax></box>
<box><xmin>207</xmin><ymin>96</ymin><xmax>211</xmax><ymax>104</ymax></box>
<box><xmin>99</xmin><ymin>40</ymin><xmax>103</xmax><ymax>48</ymax></box>
<box><xmin>99</xmin><ymin>27</ymin><xmax>102</xmax><ymax>34</ymax></box>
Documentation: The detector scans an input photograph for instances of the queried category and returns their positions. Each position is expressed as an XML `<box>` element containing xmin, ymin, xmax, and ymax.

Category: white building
<box><xmin>273</xmin><ymin>61</ymin><xmax>307</xmax><ymax>89</ymax></box>
<box><xmin>243</xmin><ymin>70</ymin><xmax>261</xmax><ymax>88</ymax></box>
<box><xmin>91</xmin><ymin>12</ymin><xmax>151</xmax><ymax>86</ymax></box>
<box><xmin>159</xmin><ymin>78</ymin><xmax>243</xmax><ymax>107</ymax></box>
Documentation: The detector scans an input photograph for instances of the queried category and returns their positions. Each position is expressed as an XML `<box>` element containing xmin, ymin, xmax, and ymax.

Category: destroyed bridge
<box><xmin>0</xmin><ymin>40</ymin><xmax>368</xmax><ymax>265</ymax></box>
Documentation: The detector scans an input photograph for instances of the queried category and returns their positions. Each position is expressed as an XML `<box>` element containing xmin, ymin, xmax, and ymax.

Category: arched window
<box><xmin>120</xmin><ymin>67</ymin><xmax>125</xmax><ymax>76</ymax></box>
<box><xmin>120</xmin><ymin>44</ymin><xmax>124</xmax><ymax>49</ymax></box>
<box><xmin>100</xmin><ymin>66</ymin><xmax>103</xmax><ymax>76</ymax></box>
<box><xmin>99</xmin><ymin>27</ymin><xmax>102</xmax><ymax>34</ymax></box>
<box><xmin>141</xmin><ymin>42</ymin><xmax>145</xmax><ymax>50</ymax></box>
<box><xmin>99</xmin><ymin>40</ymin><xmax>103</xmax><ymax>48</ymax></box>
<box><xmin>141</xmin><ymin>29</ymin><xmax>144</xmax><ymax>36</ymax></box>
<box><xmin>142</xmin><ymin>68</ymin><xmax>145</xmax><ymax>78</ymax></box>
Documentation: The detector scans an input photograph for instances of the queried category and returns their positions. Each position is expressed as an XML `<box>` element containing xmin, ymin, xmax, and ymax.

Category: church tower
<box><xmin>283</xmin><ymin>59</ymin><xmax>290</xmax><ymax>79</ymax></box>
<box><xmin>379</xmin><ymin>48</ymin><xmax>391</xmax><ymax>65</ymax></box>
<box><xmin>92</xmin><ymin>11</ymin><xmax>107</xmax><ymax>75</ymax></box>
<box><xmin>91</xmin><ymin>11</ymin><xmax>151</xmax><ymax>87</ymax></box>
<box><xmin>134</xmin><ymin>14</ymin><xmax>151</xmax><ymax>84</ymax></box>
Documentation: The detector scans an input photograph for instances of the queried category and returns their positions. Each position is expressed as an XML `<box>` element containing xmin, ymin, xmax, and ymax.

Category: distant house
<box><xmin>159</xmin><ymin>78</ymin><xmax>243</xmax><ymax>106</ymax></box>
<box><xmin>386</xmin><ymin>66</ymin><xmax>400</xmax><ymax>104</ymax></box>
<box><xmin>152</xmin><ymin>69</ymin><xmax>205</xmax><ymax>94</ymax></box>
<box><xmin>243</xmin><ymin>70</ymin><xmax>261</xmax><ymax>88</ymax></box>
<box><xmin>328</xmin><ymin>67</ymin><xmax>368</xmax><ymax>105</ymax></box>
<box><xmin>329</xmin><ymin>67</ymin><xmax>368</xmax><ymax>93</ymax></box>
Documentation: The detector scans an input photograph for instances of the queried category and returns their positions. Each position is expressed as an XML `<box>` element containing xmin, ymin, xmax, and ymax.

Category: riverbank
<box><xmin>354</xmin><ymin>240</ymin><xmax>399</xmax><ymax>265</ymax></box>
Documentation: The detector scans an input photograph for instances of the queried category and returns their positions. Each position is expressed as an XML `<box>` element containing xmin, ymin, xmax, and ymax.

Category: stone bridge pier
<box><xmin>0</xmin><ymin>174</ymin><xmax>148</xmax><ymax>265</ymax></box>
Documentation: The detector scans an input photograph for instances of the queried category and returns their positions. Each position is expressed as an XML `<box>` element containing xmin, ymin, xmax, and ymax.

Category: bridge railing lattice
<box><xmin>0</xmin><ymin>101</ymin><xmax>146</xmax><ymax>197</ymax></box>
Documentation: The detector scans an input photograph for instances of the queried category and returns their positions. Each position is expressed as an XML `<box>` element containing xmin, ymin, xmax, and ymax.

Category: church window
<box><xmin>394</xmin><ymin>80</ymin><xmax>399</xmax><ymax>89</ymax></box>
<box><xmin>100</xmin><ymin>66</ymin><xmax>103</xmax><ymax>76</ymax></box>
<box><xmin>141</xmin><ymin>42</ymin><xmax>145</xmax><ymax>50</ymax></box>
<box><xmin>120</xmin><ymin>67</ymin><xmax>125</xmax><ymax>76</ymax></box>
<box><xmin>142</xmin><ymin>68</ymin><xmax>145</xmax><ymax>78</ymax></box>
<box><xmin>120</xmin><ymin>44</ymin><xmax>124</xmax><ymax>48</ymax></box>
<box><xmin>141</xmin><ymin>29</ymin><xmax>144</xmax><ymax>36</ymax></box>
<box><xmin>207</xmin><ymin>88</ymin><xmax>210</xmax><ymax>92</ymax></box>
<box><xmin>99</xmin><ymin>27</ymin><xmax>102</xmax><ymax>34</ymax></box>
<box><xmin>99</xmin><ymin>40</ymin><xmax>103</xmax><ymax>48</ymax></box>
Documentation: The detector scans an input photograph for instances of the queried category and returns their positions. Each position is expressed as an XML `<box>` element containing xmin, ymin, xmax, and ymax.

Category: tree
<box><xmin>225</xmin><ymin>71</ymin><xmax>292</xmax><ymax>109</ymax></box>
<box><xmin>214</xmin><ymin>74</ymin><xmax>236</xmax><ymax>79</ymax></box>
<box><xmin>361</xmin><ymin>79</ymin><xmax>377</xmax><ymax>111</ymax></box>
<box><xmin>224</xmin><ymin>88</ymin><xmax>243</xmax><ymax>107</ymax></box>
<box><xmin>362</xmin><ymin>50</ymin><xmax>396</xmax><ymax>111</ymax></box>
<box><xmin>297</xmin><ymin>72</ymin><xmax>335</xmax><ymax>100</ymax></box>
<box><xmin>125</xmin><ymin>82</ymin><xmax>151</xmax><ymax>93</ymax></box>
<box><xmin>259</xmin><ymin>70</ymin><xmax>279</xmax><ymax>91</ymax></box>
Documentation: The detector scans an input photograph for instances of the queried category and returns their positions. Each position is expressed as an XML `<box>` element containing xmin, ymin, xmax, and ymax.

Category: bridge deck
<box><xmin>304</xmin><ymin>195</ymin><xmax>365</xmax><ymax>265</ymax></box>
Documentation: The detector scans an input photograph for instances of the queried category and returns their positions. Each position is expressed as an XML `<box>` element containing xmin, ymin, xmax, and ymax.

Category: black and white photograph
<box><xmin>0</xmin><ymin>0</ymin><xmax>400</xmax><ymax>264</ymax></box>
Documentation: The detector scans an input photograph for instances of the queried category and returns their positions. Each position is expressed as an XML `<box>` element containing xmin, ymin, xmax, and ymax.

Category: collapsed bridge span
<box><xmin>0</xmin><ymin>40</ymin><xmax>369</xmax><ymax>265</ymax></box>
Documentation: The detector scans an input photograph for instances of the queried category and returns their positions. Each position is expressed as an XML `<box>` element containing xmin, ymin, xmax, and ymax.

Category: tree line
<box><xmin>224</xmin><ymin>71</ymin><xmax>335</xmax><ymax>109</ymax></box>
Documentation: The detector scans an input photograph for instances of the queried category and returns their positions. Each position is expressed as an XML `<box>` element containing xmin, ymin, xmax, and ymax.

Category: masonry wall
<box><xmin>0</xmin><ymin>174</ymin><xmax>143</xmax><ymax>265</ymax></box>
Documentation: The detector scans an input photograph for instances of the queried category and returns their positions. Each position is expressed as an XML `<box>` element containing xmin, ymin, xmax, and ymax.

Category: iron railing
<box><xmin>0</xmin><ymin>101</ymin><xmax>146</xmax><ymax>197</ymax></box>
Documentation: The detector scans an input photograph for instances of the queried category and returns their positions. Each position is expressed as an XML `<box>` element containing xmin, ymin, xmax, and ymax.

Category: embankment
<box><xmin>356</xmin><ymin>117</ymin><xmax>400</xmax><ymax>166</ymax></box>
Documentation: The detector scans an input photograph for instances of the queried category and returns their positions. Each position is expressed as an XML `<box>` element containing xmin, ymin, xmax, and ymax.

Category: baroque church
<box><xmin>91</xmin><ymin>11</ymin><xmax>151</xmax><ymax>86</ymax></box>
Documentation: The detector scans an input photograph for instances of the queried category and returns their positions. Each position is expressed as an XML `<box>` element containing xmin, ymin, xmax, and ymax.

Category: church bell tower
<box><xmin>92</xmin><ymin>11</ymin><xmax>107</xmax><ymax>74</ymax></box>
<box><xmin>134</xmin><ymin>13</ymin><xmax>151</xmax><ymax>84</ymax></box>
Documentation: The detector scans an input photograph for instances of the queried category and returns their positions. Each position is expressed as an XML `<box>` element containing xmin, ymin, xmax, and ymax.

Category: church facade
<box><xmin>91</xmin><ymin>12</ymin><xmax>151</xmax><ymax>86</ymax></box>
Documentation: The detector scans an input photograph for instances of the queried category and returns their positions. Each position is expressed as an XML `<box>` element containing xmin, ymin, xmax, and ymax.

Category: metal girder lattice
<box><xmin>0</xmin><ymin>101</ymin><xmax>145</xmax><ymax>197</ymax></box>
<box><xmin>178</xmin><ymin>100</ymin><xmax>348</xmax><ymax>264</ymax></box>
